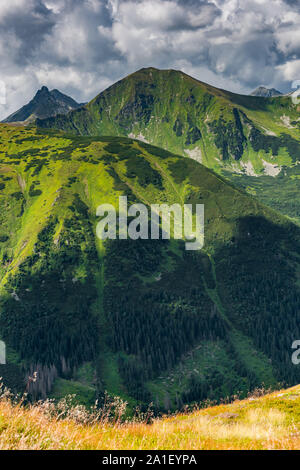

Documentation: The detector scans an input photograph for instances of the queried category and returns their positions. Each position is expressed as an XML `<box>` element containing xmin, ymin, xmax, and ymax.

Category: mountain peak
<box><xmin>250</xmin><ymin>86</ymin><xmax>282</xmax><ymax>97</ymax></box>
<box><xmin>2</xmin><ymin>86</ymin><xmax>83</xmax><ymax>123</ymax></box>
<box><xmin>34</xmin><ymin>86</ymin><xmax>50</xmax><ymax>98</ymax></box>
<box><xmin>138</xmin><ymin>67</ymin><xmax>159</xmax><ymax>72</ymax></box>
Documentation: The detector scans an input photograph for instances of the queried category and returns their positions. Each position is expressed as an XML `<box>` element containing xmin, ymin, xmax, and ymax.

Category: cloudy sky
<box><xmin>0</xmin><ymin>0</ymin><xmax>300</xmax><ymax>119</ymax></box>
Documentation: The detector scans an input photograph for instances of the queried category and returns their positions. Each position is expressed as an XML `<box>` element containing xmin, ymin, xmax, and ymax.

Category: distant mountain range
<box><xmin>36</xmin><ymin>68</ymin><xmax>299</xmax><ymax>178</ymax></box>
<box><xmin>2</xmin><ymin>86</ymin><xmax>84</xmax><ymax>124</ymax></box>
<box><xmin>2</xmin><ymin>79</ymin><xmax>286</xmax><ymax>127</ymax></box>
<box><xmin>250</xmin><ymin>86</ymin><xmax>283</xmax><ymax>97</ymax></box>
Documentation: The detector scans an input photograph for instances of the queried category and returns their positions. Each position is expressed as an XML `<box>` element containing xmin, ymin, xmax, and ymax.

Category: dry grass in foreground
<box><xmin>0</xmin><ymin>385</ymin><xmax>299</xmax><ymax>450</ymax></box>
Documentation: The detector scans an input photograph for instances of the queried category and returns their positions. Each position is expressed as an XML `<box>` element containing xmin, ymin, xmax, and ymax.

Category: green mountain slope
<box><xmin>36</xmin><ymin>68</ymin><xmax>300</xmax><ymax>223</ymax></box>
<box><xmin>0</xmin><ymin>123</ymin><xmax>299</xmax><ymax>411</ymax></box>
<box><xmin>36</xmin><ymin>68</ymin><xmax>300</xmax><ymax>175</ymax></box>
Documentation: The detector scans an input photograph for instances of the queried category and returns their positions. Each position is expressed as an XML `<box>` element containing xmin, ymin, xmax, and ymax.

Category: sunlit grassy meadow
<box><xmin>0</xmin><ymin>385</ymin><xmax>299</xmax><ymax>450</ymax></box>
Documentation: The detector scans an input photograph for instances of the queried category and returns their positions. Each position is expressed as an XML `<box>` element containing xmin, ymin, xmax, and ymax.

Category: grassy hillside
<box><xmin>0</xmin><ymin>385</ymin><xmax>299</xmax><ymax>449</ymax></box>
<box><xmin>0</xmin><ymin>123</ymin><xmax>299</xmax><ymax>412</ymax></box>
<box><xmin>223</xmin><ymin>165</ymin><xmax>300</xmax><ymax>225</ymax></box>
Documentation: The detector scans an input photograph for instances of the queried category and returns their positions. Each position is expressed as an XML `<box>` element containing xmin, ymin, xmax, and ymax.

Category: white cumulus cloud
<box><xmin>0</xmin><ymin>0</ymin><xmax>300</xmax><ymax>119</ymax></box>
